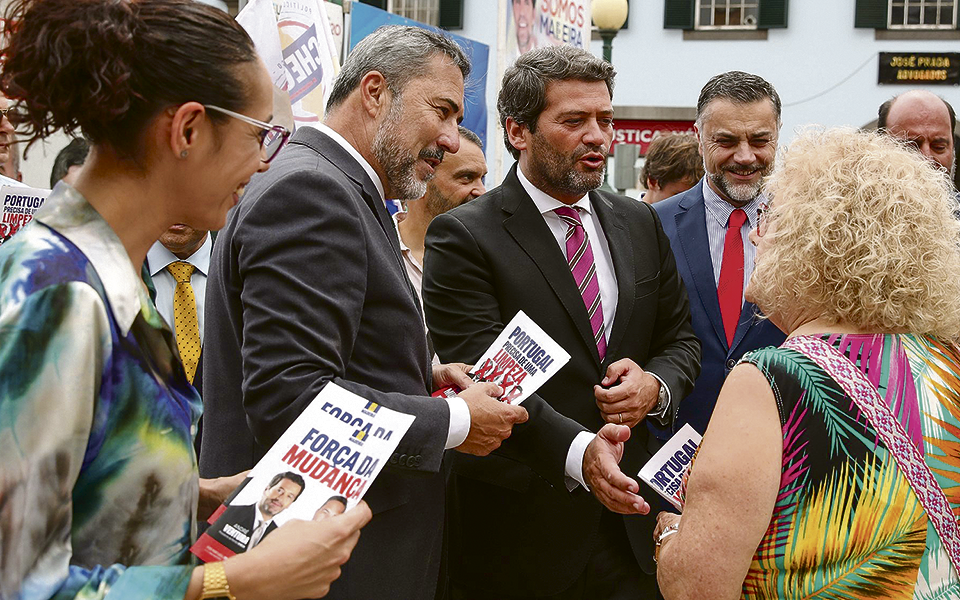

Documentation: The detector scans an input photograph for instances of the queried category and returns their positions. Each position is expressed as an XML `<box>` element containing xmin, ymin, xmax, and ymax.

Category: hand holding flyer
<box><xmin>191</xmin><ymin>383</ymin><xmax>414</xmax><ymax>562</ymax></box>
<box><xmin>434</xmin><ymin>311</ymin><xmax>571</xmax><ymax>405</ymax></box>
<box><xmin>637</xmin><ymin>424</ymin><xmax>702</xmax><ymax>510</ymax></box>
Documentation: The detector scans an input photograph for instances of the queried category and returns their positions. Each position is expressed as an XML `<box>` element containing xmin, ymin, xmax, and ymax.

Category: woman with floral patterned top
<box><xmin>0</xmin><ymin>1</ymin><xmax>369</xmax><ymax>599</ymax></box>
<box><xmin>654</xmin><ymin>128</ymin><xmax>960</xmax><ymax>599</ymax></box>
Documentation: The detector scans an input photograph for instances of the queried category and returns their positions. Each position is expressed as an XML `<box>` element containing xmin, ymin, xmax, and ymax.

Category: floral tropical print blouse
<box><xmin>740</xmin><ymin>333</ymin><xmax>960</xmax><ymax>599</ymax></box>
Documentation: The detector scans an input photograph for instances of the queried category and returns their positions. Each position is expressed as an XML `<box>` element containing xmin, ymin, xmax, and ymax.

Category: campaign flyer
<box><xmin>469</xmin><ymin>310</ymin><xmax>571</xmax><ymax>405</ymax></box>
<box><xmin>191</xmin><ymin>383</ymin><xmax>415</xmax><ymax>562</ymax></box>
<box><xmin>0</xmin><ymin>185</ymin><xmax>49</xmax><ymax>245</ymax></box>
<box><xmin>637</xmin><ymin>424</ymin><xmax>702</xmax><ymax>511</ymax></box>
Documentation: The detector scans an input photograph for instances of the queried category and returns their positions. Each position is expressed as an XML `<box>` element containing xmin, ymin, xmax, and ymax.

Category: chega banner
<box><xmin>507</xmin><ymin>0</ymin><xmax>591</xmax><ymax>65</ymax></box>
<box><xmin>237</xmin><ymin>0</ymin><xmax>341</xmax><ymax>130</ymax></box>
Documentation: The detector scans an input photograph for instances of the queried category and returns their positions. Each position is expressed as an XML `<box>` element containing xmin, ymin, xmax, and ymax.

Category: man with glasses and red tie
<box><xmin>653</xmin><ymin>71</ymin><xmax>787</xmax><ymax>442</ymax></box>
<box><xmin>422</xmin><ymin>45</ymin><xmax>700</xmax><ymax>600</ymax></box>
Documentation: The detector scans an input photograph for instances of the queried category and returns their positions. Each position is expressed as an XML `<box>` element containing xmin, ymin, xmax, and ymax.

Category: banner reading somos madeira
<box><xmin>237</xmin><ymin>0</ymin><xmax>340</xmax><ymax>130</ymax></box>
<box><xmin>507</xmin><ymin>0</ymin><xmax>591</xmax><ymax>66</ymax></box>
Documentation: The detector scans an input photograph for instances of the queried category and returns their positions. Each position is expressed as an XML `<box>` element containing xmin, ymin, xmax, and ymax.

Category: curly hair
<box><xmin>749</xmin><ymin>127</ymin><xmax>960</xmax><ymax>338</ymax></box>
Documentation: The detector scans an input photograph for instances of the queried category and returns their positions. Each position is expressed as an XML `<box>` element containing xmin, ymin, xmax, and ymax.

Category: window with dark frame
<box><xmin>391</xmin><ymin>0</ymin><xmax>440</xmax><ymax>26</ymax></box>
<box><xmin>888</xmin><ymin>0</ymin><xmax>957</xmax><ymax>28</ymax></box>
<box><xmin>664</xmin><ymin>0</ymin><xmax>788</xmax><ymax>31</ymax></box>
<box><xmin>697</xmin><ymin>0</ymin><xmax>760</xmax><ymax>28</ymax></box>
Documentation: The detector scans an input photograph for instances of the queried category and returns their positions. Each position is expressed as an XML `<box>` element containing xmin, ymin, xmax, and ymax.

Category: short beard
<box><xmin>372</xmin><ymin>94</ymin><xmax>445</xmax><ymax>200</ymax></box>
<box><xmin>708</xmin><ymin>163</ymin><xmax>771</xmax><ymax>205</ymax></box>
<box><xmin>422</xmin><ymin>183</ymin><xmax>459</xmax><ymax>220</ymax></box>
<box><xmin>527</xmin><ymin>130</ymin><xmax>607</xmax><ymax>198</ymax></box>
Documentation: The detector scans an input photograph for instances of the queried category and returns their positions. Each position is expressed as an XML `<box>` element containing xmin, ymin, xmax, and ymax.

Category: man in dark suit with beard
<box><xmin>423</xmin><ymin>45</ymin><xmax>700</xmax><ymax>599</ymax></box>
<box><xmin>201</xmin><ymin>26</ymin><xmax>528</xmax><ymax>600</ymax></box>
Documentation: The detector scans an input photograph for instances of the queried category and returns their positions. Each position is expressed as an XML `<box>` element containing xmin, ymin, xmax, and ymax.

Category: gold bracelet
<box><xmin>200</xmin><ymin>561</ymin><xmax>236</xmax><ymax>600</ymax></box>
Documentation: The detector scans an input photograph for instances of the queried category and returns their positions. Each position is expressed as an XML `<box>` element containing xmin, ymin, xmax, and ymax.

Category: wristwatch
<box><xmin>649</xmin><ymin>378</ymin><xmax>670</xmax><ymax>420</ymax></box>
<box><xmin>200</xmin><ymin>562</ymin><xmax>236</xmax><ymax>600</ymax></box>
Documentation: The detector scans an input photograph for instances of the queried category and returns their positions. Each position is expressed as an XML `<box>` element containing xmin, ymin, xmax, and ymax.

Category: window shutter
<box><xmin>758</xmin><ymin>0</ymin><xmax>788</xmax><ymax>28</ymax></box>
<box><xmin>663</xmin><ymin>0</ymin><xmax>695</xmax><ymax>29</ymax></box>
<box><xmin>439</xmin><ymin>0</ymin><xmax>464</xmax><ymax>29</ymax></box>
<box><xmin>854</xmin><ymin>0</ymin><xmax>887</xmax><ymax>28</ymax></box>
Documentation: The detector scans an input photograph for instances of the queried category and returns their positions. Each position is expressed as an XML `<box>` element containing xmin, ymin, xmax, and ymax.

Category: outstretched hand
<box><xmin>582</xmin><ymin>424</ymin><xmax>650</xmax><ymax>515</ymax></box>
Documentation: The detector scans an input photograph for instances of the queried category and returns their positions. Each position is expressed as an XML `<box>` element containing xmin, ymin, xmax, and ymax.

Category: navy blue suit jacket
<box><xmin>654</xmin><ymin>180</ymin><xmax>786</xmax><ymax>436</ymax></box>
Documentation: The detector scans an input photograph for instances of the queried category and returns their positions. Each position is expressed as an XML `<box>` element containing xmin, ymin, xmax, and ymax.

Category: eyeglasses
<box><xmin>756</xmin><ymin>200</ymin><xmax>769</xmax><ymax>237</ymax></box>
<box><xmin>204</xmin><ymin>104</ymin><xmax>291</xmax><ymax>163</ymax></box>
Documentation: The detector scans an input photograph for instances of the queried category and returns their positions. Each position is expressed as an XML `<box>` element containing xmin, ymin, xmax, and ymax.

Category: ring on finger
<box><xmin>618</xmin><ymin>413</ymin><xmax>622</xmax><ymax>424</ymax></box>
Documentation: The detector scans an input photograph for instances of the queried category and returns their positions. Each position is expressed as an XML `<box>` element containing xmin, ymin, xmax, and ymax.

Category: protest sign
<box><xmin>435</xmin><ymin>311</ymin><xmax>570</xmax><ymax>405</ymax></box>
<box><xmin>191</xmin><ymin>383</ymin><xmax>414</xmax><ymax>562</ymax></box>
<box><xmin>0</xmin><ymin>185</ymin><xmax>50</xmax><ymax>245</ymax></box>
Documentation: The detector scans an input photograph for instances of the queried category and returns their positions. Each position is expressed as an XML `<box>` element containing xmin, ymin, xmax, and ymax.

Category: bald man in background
<box><xmin>879</xmin><ymin>90</ymin><xmax>956</xmax><ymax>182</ymax></box>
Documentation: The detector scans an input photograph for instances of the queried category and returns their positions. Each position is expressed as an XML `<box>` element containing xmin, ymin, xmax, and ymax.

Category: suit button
<box><xmin>412</xmin><ymin>455</ymin><xmax>421</xmax><ymax>468</ymax></box>
<box><xmin>726</xmin><ymin>359</ymin><xmax>736</xmax><ymax>370</ymax></box>
<box><xmin>390</xmin><ymin>453</ymin><xmax>398</xmax><ymax>465</ymax></box>
<box><xmin>398</xmin><ymin>453</ymin><xmax>408</xmax><ymax>467</ymax></box>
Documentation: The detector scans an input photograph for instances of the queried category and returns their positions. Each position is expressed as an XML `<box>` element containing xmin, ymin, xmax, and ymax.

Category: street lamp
<box><xmin>592</xmin><ymin>0</ymin><xmax>629</xmax><ymax>63</ymax></box>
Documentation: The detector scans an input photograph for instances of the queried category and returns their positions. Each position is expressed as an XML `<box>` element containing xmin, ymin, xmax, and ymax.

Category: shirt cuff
<box><xmin>646</xmin><ymin>371</ymin><xmax>672</xmax><ymax>425</ymax></box>
<box><xmin>563</xmin><ymin>431</ymin><xmax>596</xmax><ymax>491</ymax></box>
<box><xmin>444</xmin><ymin>396</ymin><xmax>471</xmax><ymax>449</ymax></box>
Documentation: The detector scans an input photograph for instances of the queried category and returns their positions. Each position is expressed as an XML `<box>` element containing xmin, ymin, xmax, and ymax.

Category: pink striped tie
<box><xmin>555</xmin><ymin>206</ymin><xmax>606</xmax><ymax>360</ymax></box>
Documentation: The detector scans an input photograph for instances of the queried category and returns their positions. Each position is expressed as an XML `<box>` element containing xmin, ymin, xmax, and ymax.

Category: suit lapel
<box><xmin>675</xmin><ymin>185</ymin><xmax>727</xmax><ymax>347</ymax></box>
<box><xmin>294</xmin><ymin>128</ymin><xmax>430</xmax><ymax>377</ymax></box>
<box><xmin>500</xmin><ymin>168</ymin><xmax>600</xmax><ymax>364</ymax></box>
<box><xmin>291</xmin><ymin>127</ymin><xmax>407</xmax><ymax>267</ymax></box>
<box><xmin>591</xmin><ymin>191</ymin><xmax>633</xmax><ymax>360</ymax></box>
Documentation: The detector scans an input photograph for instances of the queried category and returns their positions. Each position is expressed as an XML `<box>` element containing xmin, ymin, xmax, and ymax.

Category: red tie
<box><xmin>717</xmin><ymin>209</ymin><xmax>747</xmax><ymax>348</ymax></box>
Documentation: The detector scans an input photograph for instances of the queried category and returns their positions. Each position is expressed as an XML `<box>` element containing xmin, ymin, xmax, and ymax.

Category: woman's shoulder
<box><xmin>0</xmin><ymin>221</ymin><xmax>102</xmax><ymax>303</ymax></box>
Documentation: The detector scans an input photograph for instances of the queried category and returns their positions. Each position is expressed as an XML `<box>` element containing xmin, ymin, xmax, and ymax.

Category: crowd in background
<box><xmin>1</xmin><ymin>1</ymin><xmax>959</xmax><ymax>600</ymax></box>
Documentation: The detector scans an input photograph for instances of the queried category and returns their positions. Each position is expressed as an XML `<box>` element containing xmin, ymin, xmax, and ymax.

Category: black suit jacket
<box><xmin>654</xmin><ymin>181</ymin><xmax>785</xmax><ymax>436</ymax></box>
<box><xmin>201</xmin><ymin>127</ymin><xmax>454</xmax><ymax>600</ymax></box>
<box><xmin>206</xmin><ymin>504</ymin><xmax>277</xmax><ymax>551</ymax></box>
<box><xmin>422</xmin><ymin>166</ymin><xmax>701</xmax><ymax>596</ymax></box>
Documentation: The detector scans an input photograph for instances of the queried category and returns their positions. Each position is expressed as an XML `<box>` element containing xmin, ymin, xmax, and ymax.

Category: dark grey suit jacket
<box><xmin>200</xmin><ymin>127</ymin><xmax>451</xmax><ymax>600</ymax></box>
<box><xmin>423</xmin><ymin>166</ymin><xmax>700</xmax><ymax>596</ymax></box>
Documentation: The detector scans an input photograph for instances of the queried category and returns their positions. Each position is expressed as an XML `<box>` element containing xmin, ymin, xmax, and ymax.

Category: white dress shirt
<box><xmin>146</xmin><ymin>233</ymin><xmax>212</xmax><ymax>345</ymax></box>
<box><xmin>517</xmin><ymin>167</ymin><xmax>619</xmax><ymax>340</ymax></box>
<box><xmin>517</xmin><ymin>165</ymin><xmax>676</xmax><ymax>489</ymax></box>
<box><xmin>318</xmin><ymin>123</ymin><xmax>470</xmax><ymax>449</ymax></box>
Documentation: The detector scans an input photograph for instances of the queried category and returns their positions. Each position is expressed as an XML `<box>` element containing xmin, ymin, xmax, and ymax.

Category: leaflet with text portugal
<box><xmin>190</xmin><ymin>383</ymin><xmax>414</xmax><ymax>562</ymax></box>
<box><xmin>470</xmin><ymin>310</ymin><xmax>571</xmax><ymax>405</ymax></box>
<box><xmin>637</xmin><ymin>424</ymin><xmax>702</xmax><ymax>511</ymax></box>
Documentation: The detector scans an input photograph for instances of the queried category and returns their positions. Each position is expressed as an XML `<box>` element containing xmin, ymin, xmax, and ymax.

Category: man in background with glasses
<box><xmin>0</xmin><ymin>98</ymin><xmax>23</xmax><ymax>187</ymax></box>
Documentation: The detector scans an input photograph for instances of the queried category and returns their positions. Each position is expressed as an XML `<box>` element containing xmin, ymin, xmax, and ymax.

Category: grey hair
<box><xmin>326</xmin><ymin>25</ymin><xmax>470</xmax><ymax>111</ymax></box>
<box><xmin>696</xmin><ymin>71</ymin><xmax>781</xmax><ymax>129</ymax></box>
<box><xmin>458</xmin><ymin>125</ymin><xmax>483</xmax><ymax>150</ymax></box>
<box><xmin>497</xmin><ymin>45</ymin><xmax>615</xmax><ymax>160</ymax></box>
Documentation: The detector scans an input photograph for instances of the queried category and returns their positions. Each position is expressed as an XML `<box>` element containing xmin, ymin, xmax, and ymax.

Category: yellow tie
<box><xmin>166</xmin><ymin>261</ymin><xmax>201</xmax><ymax>384</ymax></box>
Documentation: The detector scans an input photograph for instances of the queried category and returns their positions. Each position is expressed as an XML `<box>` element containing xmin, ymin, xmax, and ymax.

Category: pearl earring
<box><xmin>180</xmin><ymin>150</ymin><xmax>188</xmax><ymax>159</ymax></box>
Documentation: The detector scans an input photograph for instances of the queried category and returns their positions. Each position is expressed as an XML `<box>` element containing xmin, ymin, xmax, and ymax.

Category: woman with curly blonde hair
<box><xmin>654</xmin><ymin>128</ymin><xmax>960</xmax><ymax>599</ymax></box>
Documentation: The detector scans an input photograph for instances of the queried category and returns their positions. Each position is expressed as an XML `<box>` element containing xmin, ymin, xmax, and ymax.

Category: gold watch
<box><xmin>200</xmin><ymin>562</ymin><xmax>236</xmax><ymax>600</ymax></box>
